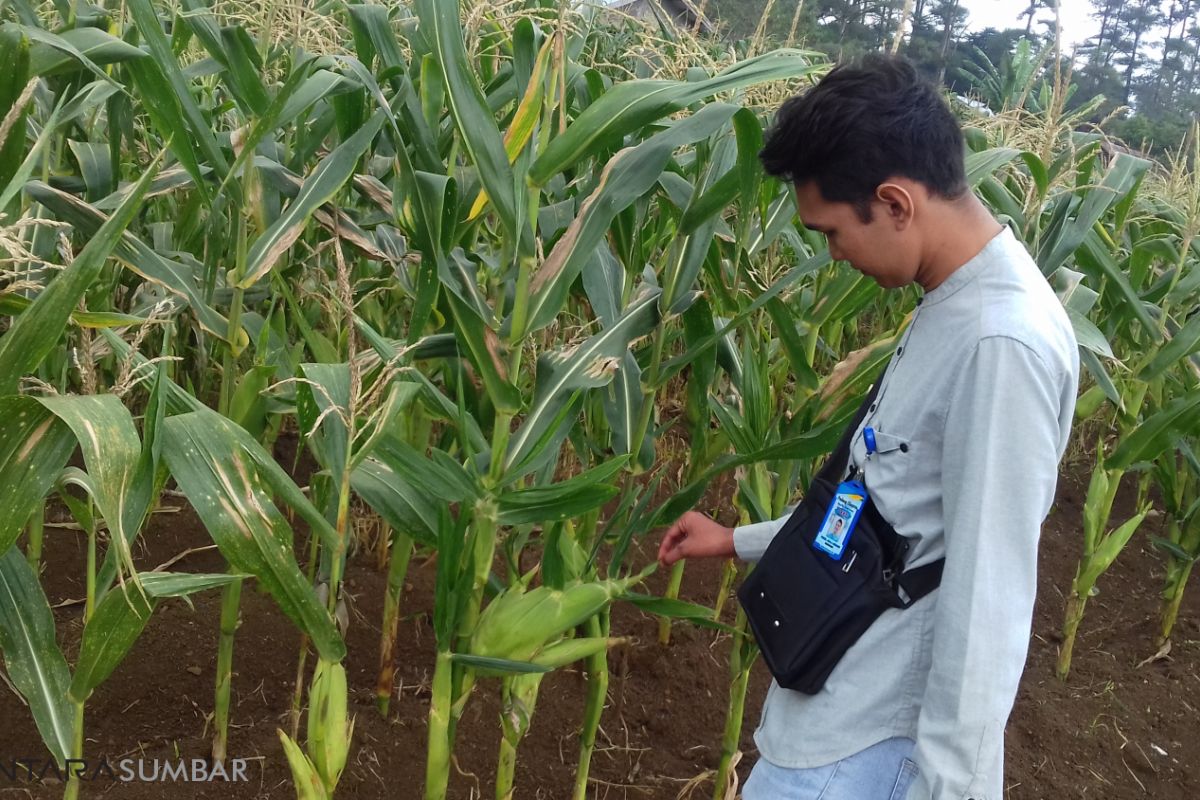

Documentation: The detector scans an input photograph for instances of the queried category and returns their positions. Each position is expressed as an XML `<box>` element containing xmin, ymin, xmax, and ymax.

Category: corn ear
<box><xmin>470</xmin><ymin>572</ymin><xmax>646</xmax><ymax>662</ymax></box>
<box><xmin>530</xmin><ymin>637</ymin><xmax>627</xmax><ymax>669</ymax></box>
<box><xmin>277</xmin><ymin>730</ymin><xmax>329</xmax><ymax>800</ymax></box>
<box><xmin>1075</xmin><ymin>385</ymin><xmax>1107</xmax><ymax>420</ymax></box>
<box><xmin>471</xmin><ymin>582</ymin><xmax>608</xmax><ymax>662</ymax></box>
<box><xmin>306</xmin><ymin>659</ymin><xmax>353</xmax><ymax>795</ymax></box>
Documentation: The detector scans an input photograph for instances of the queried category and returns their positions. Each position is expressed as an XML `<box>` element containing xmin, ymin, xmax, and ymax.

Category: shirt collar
<box><xmin>919</xmin><ymin>225</ymin><xmax>1011</xmax><ymax>307</ymax></box>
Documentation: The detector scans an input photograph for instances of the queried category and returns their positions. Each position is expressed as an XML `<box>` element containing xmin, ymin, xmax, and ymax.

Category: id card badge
<box><xmin>813</xmin><ymin>480</ymin><xmax>869</xmax><ymax>560</ymax></box>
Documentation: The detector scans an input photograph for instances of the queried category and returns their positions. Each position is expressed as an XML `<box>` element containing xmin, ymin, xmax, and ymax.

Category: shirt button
<box><xmin>869</xmin><ymin>403</ymin><xmax>877</xmax><ymax>412</ymax></box>
<box><xmin>896</xmin><ymin>346</ymin><xmax>903</xmax><ymax>357</ymax></box>
<box><xmin>900</xmin><ymin>443</ymin><xmax>909</xmax><ymax>453</ymax></box>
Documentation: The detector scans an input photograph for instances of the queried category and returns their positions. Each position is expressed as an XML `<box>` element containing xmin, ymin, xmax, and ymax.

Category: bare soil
<box><xmin>0</xmin><ymin>452</ymin><xmax>1196</xmax><ymax>799</ymax></box>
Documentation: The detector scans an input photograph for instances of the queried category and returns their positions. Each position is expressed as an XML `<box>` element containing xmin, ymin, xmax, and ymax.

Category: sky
<box><xmin>959</xmin><ymin>0</ymin><xmax>1101</xmax><ymax>51</ymax></box>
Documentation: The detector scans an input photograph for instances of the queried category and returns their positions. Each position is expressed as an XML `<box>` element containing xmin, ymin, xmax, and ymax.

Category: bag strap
<box><xmin>815</xmin><ymin>372</ymin><xmax>885</xmax><ymax>485</ymax></box>
<box><xmin>895</xmin><ymin>559</ymin><xmax>945</xmax><ymax>607</ymax></box>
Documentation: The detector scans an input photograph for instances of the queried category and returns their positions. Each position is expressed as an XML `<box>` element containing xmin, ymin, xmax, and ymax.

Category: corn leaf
<box><xmin>23</xmin><ymin>181</ymin><xmax>240</xmax><ymax>346</ymax></box>
<box><xmin>1140</xmin><ymin>310</ymin><xmax>1200</xmax><ymax>380</ymax></box>
<box><xmin>496</xmin><ymin>457</ymin><xmax>627</xmax><ymax>526</ymax></box>
<box><xmin>0</xmin><ymin>88</ymin><xmax>64</xmax><ymax>215</ymax></box>
<box><xmin>414</xmin><ymin>0</ymin><xmax>520</xmax><ymax>242</ymax></box>
<box><xmin>0</xmin><ymin>292</ymin><xmax>148</xmax><ymax>328</ymax></box>
<box><xmin>13</xmin><ymin>23</ymin><xmax>142</xmax><ymax>80</ymax></box>
<box><xmin>344</xmin><ymin>4</ymin><xmax>441</xmax><ymax>172</ymax></box>
<box><xmin>529</xmin><ymin>50</ymin><xmax>819</xmax><ymax>185</ymax></box>
<box><xmin>601</xmin><ymin>351</ymin><xmax>648</xmax><ymax>464</ymax></box>
<box><xmin>296</xmin><ymin>362</ymin><xmax>351</xmax><ymax>473</ymax></box>
<box><xmin>206</xmin><ymin>59</ymin><xmax>323</xmax><ymax>208</ymax></box>
<box><xmin>662</xmin><ymin>124</ymin><xmax>739</xmax><ymax>316</ymax></box>
<box><xmin>0</xmin><ymin>26</ymin><xmax>30</xmax><ymax>212</ymax></box>
<box><xmin>123</xmin><ymin>56</ymin><xmax>211</xmax><ymax>201</ymax></box>
<box><xmin>1066</xmin><ymin>306</ymin><xmax>1115</xmax><ymax>359</ymax></box>
<box><xmin>0</xmin><ymin>547</ymin><xmax>75</xmax><ymax>766</ymax></box>
<box><xmin>161</xmin><ymin>410</ymin><xmax>346</xmax><ymax>661</ymax></box>
<box><xmin>140</xmin><ymin>572</ymin><xmax>243</xmax><ymax>597</ymax></box>
<box><xmin>1081</xmin><ymin>508</ymin><xmax>1151</xmax><ymax>585</ymax></box>
<box><xmin>1080</xmin><ymin>348</ymin><xmax>1121</xmax><ymax>408</ymax></box>
<box><xmin>350</xmin><ymin>458</ymin><xmax>438</xmax><ymax>546</ymax></box>
<box><xmin>1037</xmin><ymin>153</ymin><xmax>1151</xmax><ymax>276</ymax></box>
<box><xmin>620</xmin><ymin>592</ymin><xmax>737</xmax><ymax>634</ymax></box>
<box><xmin>179</xmin><ymin>0</ymin><xmax>269</xmax><ymax>113</ymax></box>
<box><xmin>580</xmin><ymin>246</ymin><xmax>623</xmax><ymax>330</ymax></box>
<box><xmin>125</xmin><ymin>0</ymin><xmax>228</xmax><ymax>178</ymax></box>
<box><xmin>370</xmin><ymin>437</ymin><xmax>479</xmax><ymax>504</ymax></box>
<box><xmin>450</xmin><ymin>653</ymin><xmax>551</xmax><ymax>675</ymax></box>
<box><xmin>70</xmin><ymin>571</ymin><xmax>242</xmax><ymax>703</ymax></box>
<box><xmin>67</xmin><ymin>139</ymin><xmax>112</xmax><ymax>199</ymax></box>
<box><xmin>92</xmin><ymin>165</ymin><xmax>207</xmax><ymax>210</ymax></box>
<box><xmin>525</xmin><ymin>104</ymin><xmax>737</xmax><ymax>334</ymax></box>
<box><xmin>36</xmin><ymin>394</ymin><xmax>153</xmax><ymax>590</ymax></box>
<box><xmin>228</xmin><ymin>364</ymin><xmax>274</xmax><ymax>440</ymax></box>
<box><xmin>504</xmin><ymin>286</ymin><xmax>662</xmax><ymax>477</ymax></box>
<box><xmin>657</xmin><ymin>251</ymin><xmax>832</xmax><ymax>389</ymax></box>
<box><xmin>252</xmin><ymin>158</ymin><xmax>390</xmax><ymax>262</ymax></box>
<box><xmin>965</xmin><ymin>147</ymin><xmax>1020</xmax><ymax>188</ymax></box>
<box><xmin>651</xmin><ymin>421</ymin><xmax>846</xmax><ymax>527</ymax></box>
<box><xmin>747</xmin><ymin>188</ymin><xmax>799</xmax><ymax>255</ymax></box>
<box><xmin>467</xmin><ymin>33</ymin><xmax>554</xmax><ymax>220</ymax></box>
<box><xmin>240</xmin><ymin>111</ymin><xmax>385</xmax><ymax>287</ymax></box>
<box><xmin>1107</xmin><ymin>394</ymin><xmax>1200</xmax><ymax>471</ymax></box>
<box><xmin>445</xmin><ymin>291</ymin><xmax>522</xmax><ymax>414</ymax></box>
<box><xmin>68</xmin><ymin>580</ymin><xmax>155</xmax><ymax>703</ymax></box>
<box><xmin>0</xmin><ymin>398</ymin><xmax>75</xmax><ymax>557</ymax></box>
<box><xmin>1074</xmin><ymin>229</ymin><xmax>1159</xmax><ymax>340</ymax></box>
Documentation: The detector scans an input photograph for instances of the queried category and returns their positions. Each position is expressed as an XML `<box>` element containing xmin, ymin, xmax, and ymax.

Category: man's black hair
<box><xmin>759</xmin><ymin>54</ymin><xmax>967</xmax><ymax>221</ymax></box>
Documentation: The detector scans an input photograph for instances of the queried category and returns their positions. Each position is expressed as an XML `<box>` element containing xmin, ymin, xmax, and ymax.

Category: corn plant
<box><xmin>1049</xmin><ymin>136</ymin><xmax>1200</xmax><ymax>677</ymax></box>
<box><xmin>1151</xmin><ymin>438</ymin><xmax>1200</xmax><ymax>647</ymax></box>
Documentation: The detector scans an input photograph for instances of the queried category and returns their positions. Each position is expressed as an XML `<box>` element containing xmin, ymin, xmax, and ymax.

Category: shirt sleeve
<box><xmin>907</xmin><ymin>336</ymin><xmax>1069</xmax><ymax>800</ymax></box>
<box><xmin>732</xmin><ymin>500</ymin><xmax>802</xmax><ymax>561</ymax></box>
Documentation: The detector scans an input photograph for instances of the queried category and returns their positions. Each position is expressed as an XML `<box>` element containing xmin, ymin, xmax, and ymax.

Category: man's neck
<box><xmin>915</xmin><ymin>194</ymin><xmax>1004</xmax><ymax>292</ymax></box>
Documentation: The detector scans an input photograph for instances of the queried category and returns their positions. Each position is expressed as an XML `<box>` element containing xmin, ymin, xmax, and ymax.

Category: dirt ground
<box><xmin>0</xmin><ymin>452</ymin><xmax>1196</xmax><ymax>799</ymax></box>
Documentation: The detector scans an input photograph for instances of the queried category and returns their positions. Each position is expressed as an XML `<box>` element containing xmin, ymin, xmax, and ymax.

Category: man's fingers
<box><xmin>657</xmin><ymin>519</ymin><xmax>689</xmax><ymax>565</ymax></box>
<box><xmin>657</xmin><ymin>527</ymin><xmax>682</xmax><ymax>560</ymax></box>
<box><xmin>659</xmin><ymin>541</ymin><xmax>686</xmax><ymax>568</ymax></box>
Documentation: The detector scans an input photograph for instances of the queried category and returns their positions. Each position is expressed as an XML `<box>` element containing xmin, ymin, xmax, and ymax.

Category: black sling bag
<box><xmin>736</xmin><ymin>375</ymin><xmax>945</xmax><ymax>694</ymax></box>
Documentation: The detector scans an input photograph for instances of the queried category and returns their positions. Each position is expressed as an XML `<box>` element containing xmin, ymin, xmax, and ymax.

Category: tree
<box><xmin>1114</xmin><ymin>0</ymin><xmax>1166</xmax><ymax>104</ymax></box>
<box><xmin>928</xmin><ymin>0</ymin><xmax>968</xmax><ymax>82</ymax></box>
<box><xmin>1019</xmin><ymin>0</ymin><xmax>1054</xmax><ymax>37</ymax></box>
<box><xmin>1088</xmin><ymin>0</ymin><xmax>1127</xmax><ymax>68</ymax></box>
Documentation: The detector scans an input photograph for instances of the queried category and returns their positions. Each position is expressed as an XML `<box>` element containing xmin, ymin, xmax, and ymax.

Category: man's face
<box><xmin>793</xmin><ymin>181</ymin><xmax>918</xmax><ymax>289</ymax></box>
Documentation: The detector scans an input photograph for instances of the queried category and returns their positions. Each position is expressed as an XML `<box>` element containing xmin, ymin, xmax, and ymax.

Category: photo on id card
<box><xmin>813</xmin><ymin>482</ymin><xmax>867</xmax><ymax>560</ymax></box>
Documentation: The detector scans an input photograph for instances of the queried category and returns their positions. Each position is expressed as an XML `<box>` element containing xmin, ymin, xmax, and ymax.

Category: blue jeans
<box><xmin>742</xmin><ymin>737</ymin><xmax>918</xmax><ymax>800</ymax></box>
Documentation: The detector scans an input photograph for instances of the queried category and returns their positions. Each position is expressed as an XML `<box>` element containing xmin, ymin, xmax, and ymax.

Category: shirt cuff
<box><xmin>733</xmin><ymin>520</ymin><xmax>782</xmax><ymax>562</ymax></box>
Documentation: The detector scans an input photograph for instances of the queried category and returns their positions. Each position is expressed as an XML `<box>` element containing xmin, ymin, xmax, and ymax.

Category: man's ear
<box><xmin>875</xmin><ymin>182</ymin><xmax>914</xmax><ymax>229</ymax></box>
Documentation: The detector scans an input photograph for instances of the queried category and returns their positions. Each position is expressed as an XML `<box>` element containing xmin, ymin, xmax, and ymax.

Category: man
<box><xmin>656</xmin><ymin>55</ymin><xmax>1079</xmax><ymax>799</ymax></box>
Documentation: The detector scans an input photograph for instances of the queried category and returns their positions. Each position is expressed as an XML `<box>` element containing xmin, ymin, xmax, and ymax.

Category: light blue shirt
<box><xmin>733</xmin><ymin>226</ymin><xmax>1079</xmax><ymax>800</ymax></box>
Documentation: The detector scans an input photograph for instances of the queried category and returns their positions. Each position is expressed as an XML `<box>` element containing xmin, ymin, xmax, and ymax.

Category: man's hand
<box><xmin>656</xmin><ymin>511</ymin><xmax>736</xmax><ymax>568</ymax></box>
